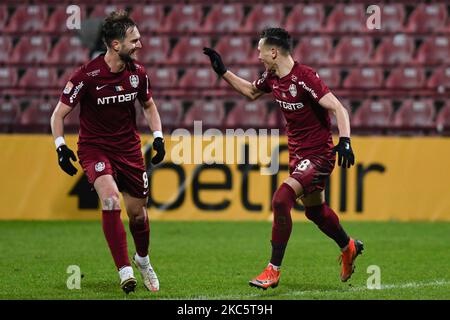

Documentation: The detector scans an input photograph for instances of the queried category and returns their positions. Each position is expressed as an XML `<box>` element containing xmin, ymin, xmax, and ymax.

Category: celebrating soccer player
<box><xmin>50</xmin><ymin>11</ymin><xmax>165</xmax><ymax>294</ymax></box>
<box><xmin>204</xmin><ymin>28</ymin><xmax>363</xmax><ymax>290</ymax></box>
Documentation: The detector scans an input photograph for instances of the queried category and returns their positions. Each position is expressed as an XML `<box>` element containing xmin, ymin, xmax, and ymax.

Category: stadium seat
<box><xmin>137</xmin><ymin>99</ymin><xmax>183</xmax><ymax>133</ymax></box>
<box><xmin>44</xmin><ymin>5</ymin><xmax>87</xmax><ymax>33</ymax></box>
<box><xmin>225</xmin><ymin>100</ymin><xmax>268</xmax><ymax>128</ymax></box>
<box><xmin>0</xmin><ymin>67</ymin><xmax>18</xmax><ymax>88</ymax></box>
<box><xmin>5</xmin><ymin>5</ymin><xmax>48</xmax><ymax>32</ymax></box>
<box><xmin>242</xmin><ymin>4</ymin><xmax>284</xmax><ymax>32</ymax></box>
<box><xmin>324</xmin><ymin>4</ymin><xmax>365</xmax><ymax>32</ymax></box>
<box><xmin>214</xmin><ymin>36</ymin><xmax>252</xmax><ymax>65</ymax></box>
<box><xmin>10</xmin><ymin>36</ymin><xmax>51</xmax><ymax>64</ymax></box>
<box><xmin>385</xmin><ymin>67</ymin><xmax>425</xmax><ymax>89</ymax></box>
<box><xmin>284</xmin><ymin>4</ymin><xmax>325</xmax><ymax>33</ymax></box>
<box><xmin>0</xmin><ymin>5</ymin><xmax>8</xmax><ymax>30</ymax></box>
<box><xmin>393</xmin><ymin>99</ymin><xmax>435</xmax><ymax>132</ymax></box>
<box><xmin>316</xmin><ymin>68</ymin><xmax>341</xmax><ymax>88</ymax></box>
<box><xmin>352</xmin><ymin>99</ymin><xmax>393</xmax><ymax>132</ymax></box>
<box><xmin>0</xmin><ymin>36</ymin><xmax>13</xmax><ymax>64</ymax></box>
<box><xmin>372</xmin><ymin>34</ymin><xmax>414</xmax><ymax>65</ymax></box>
<box><xmin>183</xmin><ymin>100</ymin><xmax>225</xmax><ymax>128</ymax></box>
<box><xmin>15</xmin><ymin>98</ymin><xmax>57</xmax><ymax>133</ymax></box>
<box><xmin>406</xmin><ymin>4</ymin><xmax>448</xmax><ymax>33</ymax></box>
<box><xmin>147</xmin><ymin>68</ymin><xmax>178</xmax><ymax>89</ymax></box>
<box><xmin>57</xmin><ymin>68</ymin><xmax>75</xmax><ymax>89</ymax></box>
<box><xmin>332</xmin><ymin>37</ymin><xmax>373</xmax><ymax>64</ymax></box>
<box><xmin>372</xmin><ymin>4</ymin><xmax>406</xmax><ymax>33</ymax></box>
<box><xmin>203</xmin><ymin>4</ymin><xmax>244</xmax><ymax>33</ymax></box>
<box><xmin>415</xmin><ymin>36</ymin><xmax>450</xmax><ymax>65</ymax></box>
<box><xmin>436</xmin><ymin>102</ymin><xmax>450</xmax><ymax>134</ymax></box>
<box><xmin>18</xmin><ymin>68</ymin><xmax>59</xmax><ymax>89</ymax></box>
<box><xmin>220</xmin><ymin>67</ymin><xmax>260</xmax><ymax>88</ymax></box>
<box><xmin>0</xmin><ymin>98</ymin><xmax>20</xmax><ymax>133</ymax></box>
<box><xmin>48</xmin><ymin>36</ymin><xmax>89</xmax><ymax>65</ymax></box>
<box><xmin>138</xmin><ymin>36</ymin><xmax>170</xmax><ymax>64</ymax></box>
<box><xmin>89</xmin><ymin>5</ymin><xmax>126</xmax><ymax>18</ymax></box>
<box><xmin>293</xmin><ymin>37</ymin><xmax>333</xmax><ymax>65</ymax></box>
<box><xmin>130</xmin><ymin>5</ymin><xmax>164</xmax><ymax>32</ymax></box>
<box><xmin>343</xmin><ymin>68</ymin><xmax>383</xmax><ymax>89</ymax></box>
<box><xmin>168</xmin><ymin>37</ymin><xmax>210</xmax><ymax>64</ymax></box>
<box><xmin>427</xmin><ymin>67</ymin><xmax>450</xmax><ymax>93</ymax></box>
<box><xmin>178</xmin><ymin>68</ymin><xmax>218</xmax><ymax>90</ymax></box>
<box><xmin>161</xmin><ymin>4</ymin><xmax>203</xmax><ymax>32</ymax></box>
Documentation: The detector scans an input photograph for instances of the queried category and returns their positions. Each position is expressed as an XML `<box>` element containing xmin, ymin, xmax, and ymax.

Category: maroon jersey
<box><xmin>60</xmin><ymin>54</ymin><xmax>152</xmax><ymax>153</ymax></box>
<box><xmin>254</xmin><ymin>62</ymin><xmax>333</xmax><ymax>156</ymax></box>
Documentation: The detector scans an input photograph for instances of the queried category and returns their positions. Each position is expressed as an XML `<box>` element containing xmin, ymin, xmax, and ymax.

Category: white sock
<box><xmin>135</xmin><ymin>253</ymin><xmax>150</xmax><ymax>265</ymax></box>
<box><xmin>269</xmin><ymin>263</ymin><xmax>281</xmax><ymax>271</ymax></box>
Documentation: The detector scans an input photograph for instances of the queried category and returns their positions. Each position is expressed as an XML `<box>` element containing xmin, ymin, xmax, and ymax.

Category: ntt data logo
<box><xmin>170</xmin><ymin>121</ymin><xmax>280</xmax><ymax>175</ymax></box>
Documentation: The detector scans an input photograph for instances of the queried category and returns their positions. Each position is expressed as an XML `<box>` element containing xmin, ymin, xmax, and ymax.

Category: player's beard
<box><xmin>118</xmin><ymin>50</ymin><xmax>134</xmax><ymax>64</ymax></box>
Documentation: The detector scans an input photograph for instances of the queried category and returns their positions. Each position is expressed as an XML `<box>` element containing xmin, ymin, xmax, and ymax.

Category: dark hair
<box><xmin>260</xmin><ymin>28</ymin><xmax>292</xmax><ymax>54</ymax></box>
<box><xmin>101</xmin><ymin>10</ymin><xmax>136</xmax><ymax>48</ymax></box>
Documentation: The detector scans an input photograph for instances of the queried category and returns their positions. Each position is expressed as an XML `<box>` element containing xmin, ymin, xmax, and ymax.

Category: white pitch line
<box><xmin>192</xmin><ymin>279</ymin><xmax>450</xmax><ymax>300</ymax></box>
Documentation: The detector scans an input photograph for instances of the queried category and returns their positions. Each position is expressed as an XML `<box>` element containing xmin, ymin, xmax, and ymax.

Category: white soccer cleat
<box><xmin>133</xmin><ymin>253</ymin><xmax>159</xmax><ymax>292</ymax></box>
<box><xmin>118</xmin><ymin>266</ymin><xmax>137</xmax><ymax>294</ymax></box>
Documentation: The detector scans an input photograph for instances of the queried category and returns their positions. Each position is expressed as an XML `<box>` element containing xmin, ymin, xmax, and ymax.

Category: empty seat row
<box><xmin>2</xmin><ymin>4</ymin><xmax>449</xmax><ymax>33</ymax></box>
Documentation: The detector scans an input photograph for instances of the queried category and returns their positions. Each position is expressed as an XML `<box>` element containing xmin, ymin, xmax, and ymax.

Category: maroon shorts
<box><xmin>77</xmin><ymin>146</ymin><xmax>149</xmax><ymax>198</ymax></box>
<box><xmin>289</xmin><ymin>149</ymin><xmax>335</xmax><ymax>196</ymax></box>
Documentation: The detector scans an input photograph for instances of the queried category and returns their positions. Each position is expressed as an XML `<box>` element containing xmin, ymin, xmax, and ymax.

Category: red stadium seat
<box><xmin>48</xmin><ymin>36</ymin><xmax>89</xmax><ymax>65</ymax></box>
<box><xmin>0</xmin><ymin>36</ymin><xmax>13</xmax><ymax>64</ymax></box>
<box><xmin>130</xmin><ymin>5</ymin><xmax>164</xmax><ymax>32</ymax></box>
<box><xmin>372</xmin><ymin>34</ymin><xmax>414</xmax><ymax>65</ymax></box>
<box><xmin>137</xmin><ymin>99</ymin><xmax>183</xmax><ymax>133</ymax></box>
<box><xmin>393</xmin><ymin>99</ymin><xmax>435</xmax><ymax>131</ymax></box>
<box><xmin>161</xmin><ymin>4</ymin><xmax>203</xmax><ymax>33</ymax></box>
<box><xmin>203</xmin><ymin>4</ymin><xmax>244</xmax><ymax>33</ymax></box>
<box><xmin>0</xmin><ymin>5</ymin><xmax>8</xmax><ymax>30</ymax></box>
<box><xmin>57</xmin><ymin>68</ymin><xmax>74</xmax><ymax>89</ymax></box>
<box><xmin>284</xmin><ymin>4</ymin><xmax>325</xmax><ymax>33</ymax></box>
<box><xmin>293</xmin><ymin>37</ymin><xmax>333</xmax><ymax>65</ymax></box>
<box><xmin>214</xmin><ymin>36</ymin><xmax>252</xmax><ymax>65</ymax></box>
<box><xmin>178</xmin><ymin>68</ymin><xmax>218</xmax><ymax>90</ymax></box>
<box><xmin>385</xmin><ymin>67</ymin><xmax>425</xmax><ymax>89</ymax></box>
<box><xmin>148</xmin><ymin>68</ymin><xmax>178</xmax><ymax>89</ymax></box>
<box><xmin>324</xmin><ymin>4</ymin><xmax>365</xmax><ymax>32</ymax></box>
<box><xmin>406</xmin><ymin>4</ymin><xmax>448</xmax><ymax>33</ymax></box>
<box><xmin>332</xmin><ymin>37</ymin><xmax>373</xmax><ymax>64</ymax></box>
<box><xmin>343</xmin><ymin>68</ymin><xmax>383</xmax><ymax>89</ymax></box>
<box><xmin>316</xmin><ymin>68</ymin><xmax>341</xmax><ymax>88</ymax></box>
<box><xmin>183</xmin><ymin>100</ymin><xmax>225</xmax><ymax>128</ymax></box>
<box><xmin>138</xmin><ymin>36</ymin><xmax>170</xmax><ymax>64</ymax></box>
<box><xmin>168</xmin><ymin>37</ymin><xmax>210</xmax><ymax>64</ymax></box>
<box><xmin>225</xmin><ymin>100</ymin><xmax>268</xmax><ymax>128</ymax></box>
<box><xmin>436</xmin><ymin>102</ymin><xmax>450</xmax><ymax>134</ymax></box>
<box><xmin>44</xmin><ymin>5</ymin><xmax>87</xmax><ymax>33</ymax></box>
<box><xmin>220</xmin><ymin>67</ymin><xmax>260</xmax><ymax>88</ymax></box>
<box><xmin>10</xmin><ymin>36</ymin><xmax>51</xmax><ymax>64</ymax></box>
<box><xmin>0</xmin><ymin>98</ymin><xmax>20</xmax><ymax>133</ymax></box>
<box><xmin>415</xmin><ymin>37</ymin><xmax>450</xmax><ymax>65</ymax></box>
<box><xmin>427</xmin><ymin>67</ymin><xmax>450</xmax><ymax>93</ymax></box>
<box><xmin>15</xmin><ymin>98</ymin><xmax>57</xmax><ymax>133</ymax></box>
<box><xmin>5</xmin><ymin>5</ymin><xmax>48</xmax><ymax>32</ymax></box>
<box><xmin>19</xmin><ymin>68</ymin><xmax>59</xmax><ymax>89</ymax></box>
<box><xmin>352</xmin><ymin>99</ymin><xmax>393</xmax><ymax>130</ymax></box>
<box><xmin>373</xmin><ymin>4</ymin><xmax>406</xmax><ymax>33</ymax></box>
<box><xmin>0</xmin><ymin>67</ymin><xmax>18</xmax><ymax>88</ymax></box>
<box><xmin>242</xmin><ymin>4</ymin><xmax>284</xmax><ymax>32</ymax></box>
<box><xmin>89</xmin><ymin>5</ymin><xmax>126</xmax><ymax>18</ymax></box>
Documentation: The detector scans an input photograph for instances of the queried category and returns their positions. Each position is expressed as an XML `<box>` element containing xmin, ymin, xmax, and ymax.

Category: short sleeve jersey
<box><xmin>59</xmin><ymin>54</ymin><xmax>152</xmax><ymax>153</ymax></box>
<box><xmin>254</xmin><ymin>62</ymin><xmax>333</xmax><ymax>155</ymax></box>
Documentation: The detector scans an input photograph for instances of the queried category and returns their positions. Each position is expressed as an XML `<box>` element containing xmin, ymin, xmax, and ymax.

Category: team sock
<box><xmin>102</xmin><ymin>210</ymin><xmax>130</xmax><ymax>270</ymax></box>
<box><xmin>129</xmin><ymin>214</ymin><xmax>150</xmax><ymax>258</ymax></box>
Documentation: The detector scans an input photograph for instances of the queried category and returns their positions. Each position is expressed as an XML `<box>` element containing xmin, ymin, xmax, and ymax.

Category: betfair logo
<box><xmin>97</xmin><ymin>92</ymin><xmax>138</xmax><ymax>105</ymax></box>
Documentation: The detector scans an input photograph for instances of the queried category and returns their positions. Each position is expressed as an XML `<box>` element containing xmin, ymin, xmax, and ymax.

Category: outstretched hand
<box><xmin>203</xmin><ymin>47</ymin><xmax>227</xmax><ymax>76</ymax></box>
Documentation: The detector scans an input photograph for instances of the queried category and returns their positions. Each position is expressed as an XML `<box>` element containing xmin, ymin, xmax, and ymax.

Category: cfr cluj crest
<box><xmin>129</xmin><ymin>75</ymin><xmax>139</xmax><ymax>88</ymax></box>
<box><xmin>289</xmin><ymin>83</ymin><xmax>297</xmax><ymax>97</ymax></box>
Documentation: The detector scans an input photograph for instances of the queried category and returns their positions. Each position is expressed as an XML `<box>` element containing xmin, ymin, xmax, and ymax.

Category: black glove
<box><xmin>332</xmin><ymin>137</ymin><xmax>355</xmax><ymax>168</ymax></box>
<box><xmin>152</xmin><ymin>137</ymin><xmax>165</xmax><ymax>165</ymax></box>
<box><xmin>56</xmin><ymin>145</ymin><xmax>78</xmax><ymax>176</ymax></box>
<box><xmin>203</xmin><ymin>47</ymin><xmax>227</xmax><ymax>76</ymax></box>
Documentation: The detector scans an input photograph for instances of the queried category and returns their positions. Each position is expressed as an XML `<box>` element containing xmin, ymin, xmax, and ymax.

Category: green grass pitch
<box><xmin>0</xmin><ymin>221</ymin><xmax>449</xmax><ymax>300</ymax></box>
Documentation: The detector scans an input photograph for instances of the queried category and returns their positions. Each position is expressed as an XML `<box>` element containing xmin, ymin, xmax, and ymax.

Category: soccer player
<box><xmin>204</xmin><ymin>28</ymin><xmax>363</xmax><ymax>289</ymax></box>
<box><xmin>50</xmin><ymin>11</ymin><xmax>165</xmax><ymax>294</ymax></box>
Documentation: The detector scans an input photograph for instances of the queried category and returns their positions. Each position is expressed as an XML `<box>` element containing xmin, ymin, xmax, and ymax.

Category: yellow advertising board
<box><xmin>1</xmin><ymin>134</ymin><xmax>450</xmax><ymax>221</ymax></box>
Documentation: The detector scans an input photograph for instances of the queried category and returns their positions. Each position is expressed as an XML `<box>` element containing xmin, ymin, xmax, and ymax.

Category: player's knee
<box><xmin>102</xmin><ymin>194</ymin><xmax>121</xmax><ymax>210</ymax></box>
<box><xmin>272</xmin><ymin>185</ymin><xmax>292</xmax><ymax>212</ymax></box>
<box><xmin>304</xmin><ymin>204</ymin><xmax>324</xmax><ymax>224</ymax></box>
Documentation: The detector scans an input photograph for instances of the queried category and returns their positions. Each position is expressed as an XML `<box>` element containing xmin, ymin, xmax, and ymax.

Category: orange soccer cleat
<box><xmin>339</xmin><ymin>238</ymin><xmax>364</xmax><ymax>282</ymax></box>
<box><xmin>249</xmin><ymin>264</ymin><xmax>281</xmax><ymax>290</ymax></box>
